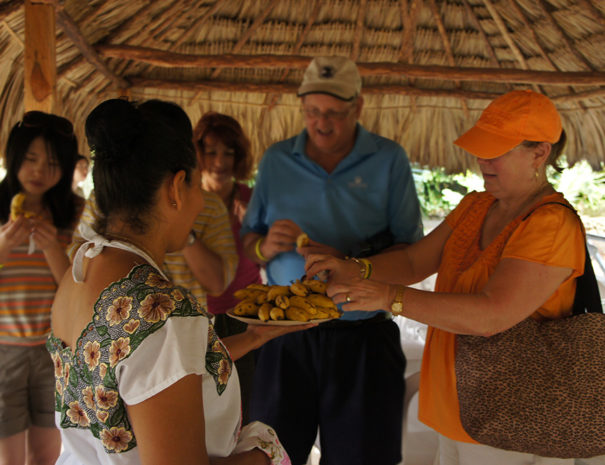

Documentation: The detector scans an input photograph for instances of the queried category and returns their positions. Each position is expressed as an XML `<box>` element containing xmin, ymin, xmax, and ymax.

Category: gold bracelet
<box><xmin>348</xmin><ymin>257</ymin><xmax>371</xmax><ymax>279</ymax></box>
<box><xmin>254</xmin><ymin>237</ymin><xmax>269</xmax><ymax>262</ymax></box>
<box><xmin>359</xmin><ymin>258</ymin><xmax>372</xmax><ymax>279</ymax></box>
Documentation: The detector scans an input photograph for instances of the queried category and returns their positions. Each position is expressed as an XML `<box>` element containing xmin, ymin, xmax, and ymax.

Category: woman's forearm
<box><xmin>182</xmin><ymin>240</ymin><xmax>226</xmax><ymax>295</ymax></box>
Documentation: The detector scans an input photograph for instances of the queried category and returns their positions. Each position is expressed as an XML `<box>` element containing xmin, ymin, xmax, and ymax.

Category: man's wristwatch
<box><xmin>390</xmin><ymin>285</ymin><xmax>406</xmax><ymax>315</ymax></box>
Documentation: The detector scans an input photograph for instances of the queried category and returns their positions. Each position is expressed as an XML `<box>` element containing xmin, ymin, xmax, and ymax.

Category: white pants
<box><xmin>433</xmin><ymin>433</ymin><xmax>574</xmax><ymax>465</ymax></box>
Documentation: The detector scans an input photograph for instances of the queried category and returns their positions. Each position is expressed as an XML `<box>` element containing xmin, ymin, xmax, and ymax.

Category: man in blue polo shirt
<box><xmin>241</xmin><ymin>56</ymin><xmax>423</xmax><ymax>465</ymax></box>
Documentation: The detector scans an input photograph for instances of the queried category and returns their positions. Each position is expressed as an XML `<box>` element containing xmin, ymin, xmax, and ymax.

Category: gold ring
<box><xmin>346</xmin><ymin>294</ymin><xmax>351</xmax><ymax>302</ymax></box>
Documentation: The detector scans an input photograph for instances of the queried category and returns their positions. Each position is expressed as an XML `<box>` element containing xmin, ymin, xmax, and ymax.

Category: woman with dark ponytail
<box><xmin>47</xmin><ymin>99</ymin><xmax>301</xmax><ymax>465</ymax></box>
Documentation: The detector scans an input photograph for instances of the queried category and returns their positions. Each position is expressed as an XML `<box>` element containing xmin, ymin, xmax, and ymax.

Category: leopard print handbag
<box><xmin>456</xmin><ymin>203</ymin><xmax>605</xmax><ymax>458</ymax></box>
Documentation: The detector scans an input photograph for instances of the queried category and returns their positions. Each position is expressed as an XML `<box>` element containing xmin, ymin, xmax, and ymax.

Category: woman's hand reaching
<box><xmin>327</xmin><ymin>277</ymin><xmax>395</xmax><ymax>312</ymax></box>
<box><xmin>305</xmin><ymin>253</ymin><xmax>396</xmax><ymax>313</ymax></box>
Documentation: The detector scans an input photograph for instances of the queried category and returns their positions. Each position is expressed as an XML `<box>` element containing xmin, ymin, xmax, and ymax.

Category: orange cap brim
<box><xmin>454</xmin><ymin>125</ymin><xmax>523</xmax><ymax>159</ymax></box>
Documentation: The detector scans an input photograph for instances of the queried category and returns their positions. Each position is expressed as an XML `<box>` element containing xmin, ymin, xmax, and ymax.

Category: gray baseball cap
<box><xmin>297</xmin><ymin>56</ymin><xmax>362</xmax><ymax>101</ymax></box>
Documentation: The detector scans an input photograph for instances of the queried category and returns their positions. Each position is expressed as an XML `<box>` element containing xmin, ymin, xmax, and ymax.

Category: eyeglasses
<box><xmin>19</xmin><ymin>111</ymin><xmax>74</xmax><ymax>138</ymax></box>
<box><xmin>300</xmin><ymin>105</ymin><xmax>354</xmax><ymax>122</ymax></box>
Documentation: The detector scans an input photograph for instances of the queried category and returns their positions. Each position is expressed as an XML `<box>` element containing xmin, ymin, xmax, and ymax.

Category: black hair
<box><xmin>0</xmin><ymin>112</ymin><xmax>80</xmax><ymax>228</ymax></box>
<box><xmin>85</xmin><ymin>99</ymin><xmax>197</xmax><ymax>234</ymax></box>
<box><xmin>522</xmin><ymin>129</ymin><xmax>568</xmax><ymax>173</ymax></box>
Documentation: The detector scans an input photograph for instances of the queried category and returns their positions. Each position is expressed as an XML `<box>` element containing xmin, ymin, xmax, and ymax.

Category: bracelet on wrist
<box><xmin>347</xmin><ymin>257</ymin><xmax>372</xmax><ymax>279</ymax></box>
<box><xmin>254</xmin><ymin>237</ymin><xmax>269</xmax><ymax>262</ymax></box>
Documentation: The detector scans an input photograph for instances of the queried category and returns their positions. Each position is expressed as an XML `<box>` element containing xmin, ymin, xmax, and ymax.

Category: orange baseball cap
<box><xmin>454</xmin><ymin>90</ymin><xmax>562</xmax><ymax>159</ymax></box>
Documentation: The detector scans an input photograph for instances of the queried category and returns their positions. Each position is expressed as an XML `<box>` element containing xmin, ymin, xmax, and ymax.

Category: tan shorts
<box><xmin>0</xmin><ymin>344</ymin><xmax>56</xmax><ymax>438</ymax></box>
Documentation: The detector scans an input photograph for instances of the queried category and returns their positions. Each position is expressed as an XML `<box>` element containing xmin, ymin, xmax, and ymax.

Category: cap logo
<box><xmin>320</xmin><ymin>66</ymin><xmax>334</xmax><ymax>79</ymax></box>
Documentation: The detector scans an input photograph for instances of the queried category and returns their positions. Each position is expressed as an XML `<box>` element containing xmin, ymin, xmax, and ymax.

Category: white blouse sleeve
<box><xmin>116</xmin><ymin>316</ymin><xmax>209</xmax><ymax>405</ymax></box>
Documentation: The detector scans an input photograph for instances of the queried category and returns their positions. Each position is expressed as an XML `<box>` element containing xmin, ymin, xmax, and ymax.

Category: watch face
<box><xmin>391</xmin><ymin>302</ymin><xmax>403</xmax><ymax>314</ymax></box>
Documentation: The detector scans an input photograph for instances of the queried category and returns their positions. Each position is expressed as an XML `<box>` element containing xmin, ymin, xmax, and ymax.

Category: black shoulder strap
<box><xmin>523</xmin><ymin>201</ymin><xmax>603</xmax><ymax>315</ymax></box>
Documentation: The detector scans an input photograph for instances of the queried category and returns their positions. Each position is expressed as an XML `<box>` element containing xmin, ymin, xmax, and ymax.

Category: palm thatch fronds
<box><xmin>0</xmin><ymin>0</ymin><xmax>604</xmax><ymax>173</ymax></box>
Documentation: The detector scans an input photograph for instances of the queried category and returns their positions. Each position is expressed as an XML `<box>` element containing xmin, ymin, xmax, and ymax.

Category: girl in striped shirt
<box><xmin>0</xmin><ymin>111</ymin><xmax>83</xmax><ymax>465</ymax></box>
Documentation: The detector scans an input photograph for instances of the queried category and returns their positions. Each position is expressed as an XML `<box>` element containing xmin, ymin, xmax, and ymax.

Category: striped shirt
<box><xmin>0</xmin><ymin>230</ymin><xmax>72</xmax><ymax>346</ymax></box>
<box><xmin>68</xmin><ymin>190</ymin><xmax>237</xmax><ymax>309</ymax></box>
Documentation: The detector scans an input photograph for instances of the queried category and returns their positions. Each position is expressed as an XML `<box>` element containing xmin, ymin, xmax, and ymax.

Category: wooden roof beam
<box><xmin>399</xmin><ymin>0</ymin><xmax>421</xmax><ymax>114</ymax></box>
<box><xmin>98</xmin><ymin>46</ymin><xmax>605</xmax><ymax>85</ymax></box>
<box><xmin>461</xmin><ymin>0</ymin><xmax>500</xmax><ymax>67</ymax></box>
<box><xmin>55</xmin><ymin>4</ymin><xmax>128</xmax><ymax>89</ymax></box>
<box><xmin>482</xmin><ymin>0</ymin><xmax>541</xmax><ymax>95</ymax></box>
<box><xmin>427</xmin><ymin>0</ymin><xmax>468</xmax><ymax>116</ymax></box>
<box><xmin>129</xmin><ymin>77</ymin><xmax>605</xmax><ymax>103</ymax></box>
<box><xmin>351</xmin><ymin>0</ymin><xmax>367</xmax><ymax>61</ymax></box>
<box><xmin>262</xmin><ymin>1</ymin><xmax>321</xmax><ymax>112</ymax></box>
<box><xmin>399</xmin><ymin>0</ymin><xmax>421</xmax><ymax>64</ymax></box>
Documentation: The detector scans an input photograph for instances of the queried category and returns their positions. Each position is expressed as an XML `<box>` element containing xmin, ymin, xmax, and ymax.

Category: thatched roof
<box><xmin>1</xmin><ymin>0</ymin><xmax>604</xmax><ymax>173</ymax></box>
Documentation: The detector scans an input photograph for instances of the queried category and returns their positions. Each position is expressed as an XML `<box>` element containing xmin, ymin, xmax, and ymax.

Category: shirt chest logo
<box><xmin>348</xmin><ymin>176</ymin><xmax>367</xmax><ymax>189</ymax></box>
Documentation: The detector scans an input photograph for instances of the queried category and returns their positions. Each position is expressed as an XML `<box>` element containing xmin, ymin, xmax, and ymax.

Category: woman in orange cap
<box><xmin>305</xmin><ymin>90</ymin><xmax>588</xmax><ymax>464</ymax></box>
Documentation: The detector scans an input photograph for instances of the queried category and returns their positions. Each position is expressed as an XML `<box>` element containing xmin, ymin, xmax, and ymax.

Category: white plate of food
<box><xmin>226</xmin><ymin>310</ymin><xmax>339</xmax><ymax>326</ymax></box>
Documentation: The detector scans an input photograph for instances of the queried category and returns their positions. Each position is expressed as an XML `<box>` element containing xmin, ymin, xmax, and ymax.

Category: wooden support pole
<box><xmin>24</xmin><ymin>0</ymin><xmax>56</xmax><ymax>113</ymax></box>
<box><xmin>98</xmin><ymin>46</ymin><xmax>605</xmax><ymax>86</ymax></box>
<box><xmin>55</xmin><ymin>5</ymin><xmax>129</xmax><ymax>90</ymax></box>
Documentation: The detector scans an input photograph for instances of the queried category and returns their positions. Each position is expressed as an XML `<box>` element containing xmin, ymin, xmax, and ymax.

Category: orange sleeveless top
<box><xmin>418</xmin><ymin>191</ymin><xmax>585</xmax><ymax>442</ymax></box>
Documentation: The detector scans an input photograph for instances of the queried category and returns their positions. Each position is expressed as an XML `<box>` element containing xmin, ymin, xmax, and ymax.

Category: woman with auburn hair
<box><xmin>194</xmin><ymin>112</ymin><xmax>261</xmax><ymax>422</ymax></box>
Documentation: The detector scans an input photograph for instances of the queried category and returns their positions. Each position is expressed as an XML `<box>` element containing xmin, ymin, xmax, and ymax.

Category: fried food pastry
<box><xmin>296</xmin><ymin>232</ymin><xmax>309</xmax><ymax>248</ymax></box>
<box><xmin>232</xmin><ymin>280</ymin><xmax>340</xmax><ymax>322</ymax></box>
<box><xmin>10</xmin><ymin>193</ymin><xmax>36</xmax><ymax>221</ymax></box>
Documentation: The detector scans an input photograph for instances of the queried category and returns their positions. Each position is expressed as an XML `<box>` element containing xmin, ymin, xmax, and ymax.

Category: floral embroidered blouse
<box><xmin>47</xmin><ymin>262</ymin><xmax>289</xmax><ymax>465</ymax></box>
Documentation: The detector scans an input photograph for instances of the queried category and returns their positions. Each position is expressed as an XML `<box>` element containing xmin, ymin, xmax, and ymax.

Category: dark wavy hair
<box><xmin>86</xmin><ymin>99</ymin><xmax>197</xmax><ymax>234</ymax></box>
<box><xmin>193</xmin><ymin>112</ymin><xmax>253</xmax><ymax>181</ymax></box>
<box><xmin>0</xmin><ymin>111</ymin><xmax>80</xmax><ymax>228</ymax></box>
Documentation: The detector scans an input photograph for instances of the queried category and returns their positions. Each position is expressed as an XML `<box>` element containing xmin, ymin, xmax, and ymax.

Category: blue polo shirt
<box><xmin>241</xmin><ymin>124</ymin><xmax>423</xmax><ymax>320</ymax></box>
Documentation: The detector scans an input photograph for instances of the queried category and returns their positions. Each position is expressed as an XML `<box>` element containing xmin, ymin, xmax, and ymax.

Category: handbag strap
<box><xmin>523</xmin><ymin>201</ymin><xmax>603</xmax><ymax>315</ymax></box>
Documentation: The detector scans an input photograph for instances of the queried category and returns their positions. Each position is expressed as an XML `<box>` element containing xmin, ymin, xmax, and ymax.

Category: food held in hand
<box><xmin>296</xmin><ymin>232</ymin><xmax>309</xmax><ymax>248</ymax></box>
<box><xmin>232</xmin><ymin>279</ymin><xmax>340</xmax><ymax>322</ymax></box>
<box><xmin>10</xmin><ymin>193</ymin><xmax>36</xmax><ymax>221</ymax></box>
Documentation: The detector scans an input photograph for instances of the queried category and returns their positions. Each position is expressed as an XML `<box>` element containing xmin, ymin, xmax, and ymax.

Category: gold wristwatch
<box><xmin>390</xmin><ymin>285</ymin><xmax>406</xmax><ymax>315</ymax></box>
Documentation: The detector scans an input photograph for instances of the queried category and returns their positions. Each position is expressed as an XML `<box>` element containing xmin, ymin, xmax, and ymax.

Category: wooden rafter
<box><xmin>399</xmin><ymin>0</ymin><xmax>420</xmax><ymax>64</ymax></box>
<box><xmin>262</xmin><ymin>0</ymin><xmax>321</xmax><ymax>112</ymax></box>
<box><xmin>351</xmin><ymin>0</ymin><xmax>367</xmax><ymax>61</ymax></box>
<box><xmin>209</xmin><ymin>0</ymin><xmax>281</xmax><ymax>79</ymax></box>
<box><xmin>427</xmin><ymin>0</ymin><xmax>468</xmax><ymax>116</ymax></box>
<box><xmin>25</xmin><ymin>0</ymin><xmax>55</xmax><ymax>112</ymax></box>
<box><xmin>55</xmin><ymin>5</ymin><xmax>128</xmax><ymax>89</ymax></box>
<box><xmin>129</xmin><ymin>76</ymin><xmax>605</xmax><ymax>104</ymax></box>
<box><xmin>535</xmin><ymin>0</ymin><xmax>595</xmax><ymax>71</ymax></box>
<box><xmin>510</xmin><ymin>0</ymin><xmax>587</xmax><ymax>109</ymax></box>
<box><xmin>482</xmin><ymin>0</ymin><xmax>529</xmax><ymax>70</ymax></box>
<box><xmin>97</xmin><ymin>46</ymin><xmax>605</xmax><ymax>85</ymax></box>
<box><xmin>461</xmin><ymin>0</ymin><xmax>500</xmax><ymax>67</ymax></box>
<box><xmin>399</xmin><ymin>0</ymin><xmax>421</xmax><ymax>114</ymax></box>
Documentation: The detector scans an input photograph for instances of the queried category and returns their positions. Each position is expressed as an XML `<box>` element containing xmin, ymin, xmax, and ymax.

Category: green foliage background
<box><xmin>413</xmin><ymin>160</ymin><xmax>605</xmax><ymax>220</ymax></box>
